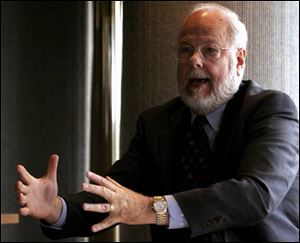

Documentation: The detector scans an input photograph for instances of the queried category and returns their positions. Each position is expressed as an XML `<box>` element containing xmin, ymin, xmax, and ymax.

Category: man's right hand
<box><xmin>16</xmin><ymin>154</ymin><xmax>62</xmax><ymax>225</ymax></box>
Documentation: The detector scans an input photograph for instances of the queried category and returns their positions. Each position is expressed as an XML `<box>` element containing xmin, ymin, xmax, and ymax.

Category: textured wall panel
<box><xmin>120</xmin><ymin>1</ymin><xmax>299</xmax><ymax>242</ymax></box>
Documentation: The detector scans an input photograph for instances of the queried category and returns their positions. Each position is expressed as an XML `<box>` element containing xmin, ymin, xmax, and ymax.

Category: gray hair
<box><xmin>189</xmin><ymin>3</ymin><xmax>248</xmax><ymax>49</ymax></box>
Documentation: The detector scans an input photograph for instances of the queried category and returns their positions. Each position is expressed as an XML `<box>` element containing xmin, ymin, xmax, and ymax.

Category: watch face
<box><xmin>154</xmin><ymin>201</ymin><xmax>167</xmax><ymax>211</ymax></box>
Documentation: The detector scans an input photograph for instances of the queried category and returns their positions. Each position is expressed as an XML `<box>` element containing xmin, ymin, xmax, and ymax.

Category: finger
<box><xmin>91</xmin><ymin>216</ymin><xmax>117</xmax><ymax>232</ymax></box>
<box><xmin>46</xmin><ymin>154</ymin><xmax>59</xmax><ymax>182</ymax></box>
<box><xmin>19</xmin><ymin>207</ymin><xmax>30</xmax><ymax>216</ymax></box>
<box><xmin>16</xmin><ymin>164</ymin><xmax>34</xmax><ymax>185</ymax></box>
<box><xmin>82</xmin><ymin>183</ymin><xmax>114</xmax><ymax>201</ymax></box>
<box><xmin>106</xmin><ymin>176</ymin><xmax>124</xmax><ymax>188</ymax></box>
<box><xmin>82</xmin><ymin>203</ymin><xmax>112</xmax><ymax>213</ymax></box>
<box><xmin>86</xmin><ymin>172</ymin><xmax>118</xmax><ymax>192</ymax></box>
<box><xmin>16</xmin><ymin>181</ymin><xmax>28</xmax><ymax>194</ymax></box>
<box><xmin>17</xmin><ymin>192</ymin><xmax>27</xmax><ymax>206</ymax></box>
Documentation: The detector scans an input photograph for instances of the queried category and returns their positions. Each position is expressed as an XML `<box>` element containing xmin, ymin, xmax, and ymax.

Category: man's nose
<box><xmin>189</xmin><ymin>51</ymin><xmax>204</xmax><ymax>68</ymax></box>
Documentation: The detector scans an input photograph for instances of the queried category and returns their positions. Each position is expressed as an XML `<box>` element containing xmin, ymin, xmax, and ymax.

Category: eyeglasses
<box><xmin>178</xmin><ymin>43</ymin><xmax>230</xmax><ymax>62</ymax></box>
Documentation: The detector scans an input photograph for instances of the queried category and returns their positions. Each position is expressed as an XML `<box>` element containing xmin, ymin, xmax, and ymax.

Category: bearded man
<box><xmin>16</xmin><ymin>3</ymin><xmax>299</xmax><ymax>242</ymax></box>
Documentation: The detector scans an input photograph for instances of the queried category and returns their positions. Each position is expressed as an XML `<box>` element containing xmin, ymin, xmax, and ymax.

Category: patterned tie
<box><xmin>181</xmin><ymin>115</ymin><xmax>211</xmax><ymax>188</ymax></box>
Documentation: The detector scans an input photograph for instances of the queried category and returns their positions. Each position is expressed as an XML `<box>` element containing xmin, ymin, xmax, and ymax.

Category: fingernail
<box><xmin>84</xmin><ymin>204</ymin><xmax>90</xmax><ymax>209</ymax></box>
<box><xmin>87</xmin><ymin>171</ymin><xmax>93</xmax><ymax>177</ymax></box>
<box><xmin>83</xmin><ymin>183</ymin><xmax>88</xmax><ymax>189</ymax></box>
<box><xmin>92</xmin><ymin>226</ymin><xmax>99</xmax><ymax>232</ymax></box>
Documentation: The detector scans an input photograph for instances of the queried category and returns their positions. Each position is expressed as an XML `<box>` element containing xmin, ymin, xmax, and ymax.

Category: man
<box><xmin>16</xmin><ymin>3</ymin><xmax>299</xmax><ymax>242</ymax></box>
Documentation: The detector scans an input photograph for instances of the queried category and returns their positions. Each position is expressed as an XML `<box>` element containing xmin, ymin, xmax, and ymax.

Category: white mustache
<box><xmin>187</xmin><ymin>69</ymin><xmax>210</xmax><ymax>80</ymax></box>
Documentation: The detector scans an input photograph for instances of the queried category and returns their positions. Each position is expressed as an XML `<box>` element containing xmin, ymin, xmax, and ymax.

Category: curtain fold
<box><xmin>1</xmin><ymin>2</ymin><xmax>89</xmax><ymax>241</ymax></box>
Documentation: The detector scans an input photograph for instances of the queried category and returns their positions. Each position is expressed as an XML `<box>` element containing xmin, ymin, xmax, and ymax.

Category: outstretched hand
<box><xmin>16</xmin><ymin>154</ymin><xmax>62</xmax><ymax>224</ymax></box>
<box><xmin>82</xmin><ymin>172</ymin><xmax>156</xmax><ymax>232</ymax></box>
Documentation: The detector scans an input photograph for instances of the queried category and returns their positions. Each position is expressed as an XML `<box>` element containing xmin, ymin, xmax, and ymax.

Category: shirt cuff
<box><xmin>40</xmin><ymin>196</ymin><xmax>67</xmax><ymax>229</ymax></box>
<box><xmin>165</xmin><ymin>195</ymin><xmax>189</xmax><ymax>229</ymax></box>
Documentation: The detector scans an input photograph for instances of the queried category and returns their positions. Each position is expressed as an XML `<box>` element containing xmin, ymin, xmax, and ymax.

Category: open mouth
<box><xmin>189</xmin><ymin>78</ymin><xmax>209</xmax><ymax>84</ymax></box>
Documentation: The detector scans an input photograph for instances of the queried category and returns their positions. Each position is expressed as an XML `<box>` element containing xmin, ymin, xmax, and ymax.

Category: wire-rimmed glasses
<box><xmin>178</xmin><ymin>42</ymin><xmax>230</xmax><ymax>62</ymax></box>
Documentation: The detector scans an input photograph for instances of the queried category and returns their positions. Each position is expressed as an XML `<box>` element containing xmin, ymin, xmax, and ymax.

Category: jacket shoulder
<box><xmin>241</xmin><ymin>80</ymin><xmax>298</xmax><ymax>116</ymax></box>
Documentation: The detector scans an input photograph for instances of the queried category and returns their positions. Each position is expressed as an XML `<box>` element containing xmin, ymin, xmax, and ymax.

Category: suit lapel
<box><xmin>159</xmin><ymin>104</ymin><xmax>191</xmax><ymax>193</ymax></box>
<box><xmin>211</xmin><ymin>82</ymin><xmax>249</xmax><ymax>179</ymax></box>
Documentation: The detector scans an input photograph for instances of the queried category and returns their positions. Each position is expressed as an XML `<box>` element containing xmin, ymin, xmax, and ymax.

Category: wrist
<box><xmin>43</xmin><ymin>196</ymin><xmax>62</xmax><ymax>225</ymax></box>
<box><xmin>145</xmin><ymin>196</ymin><xmax>157</xmax><ymax>224</ymax></box>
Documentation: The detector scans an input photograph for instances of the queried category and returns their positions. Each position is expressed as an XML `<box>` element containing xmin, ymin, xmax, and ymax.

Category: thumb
<box><xmin>46</xmin><ymin>154</ymin><xmax>59</xmax><ymax>182</ymax></box>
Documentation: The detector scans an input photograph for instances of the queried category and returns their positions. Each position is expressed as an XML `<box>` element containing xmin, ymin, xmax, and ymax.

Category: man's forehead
<box><xmin>179</xmin><ymin>10</ymin><xmax>229</xmax><ymax>42</ymax></box>
<box><xmin>179</xmin><ymin>27</ymin><xmax>228</xmax><ymax>45</ymax></box>
<box><xmin>185</xmin><ymin>10</ymin><xmax>227</xmax><ymax>26</ymax></box>
<box><xmin>180</xmin><ymin>27</ymin><xmax>213</xmax><ymax>39</ymax></box>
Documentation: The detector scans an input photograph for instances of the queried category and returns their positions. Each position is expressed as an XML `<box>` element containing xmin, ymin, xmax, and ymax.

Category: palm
<box><xmin>24</xmin><ymin>177</ymin><xmax>58</xmax><ymax>219</ymax></box>
<box><xmin>16</xmin><ymin>154</ymin><xmax>61</xmax><ymax>222</ymax></box>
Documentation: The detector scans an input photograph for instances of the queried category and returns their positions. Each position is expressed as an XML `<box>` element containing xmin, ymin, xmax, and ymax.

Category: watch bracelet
<box><xmin>156</xmin><ymin>211</ymin><xmax>168</xmax><ymax>225</ymax></box>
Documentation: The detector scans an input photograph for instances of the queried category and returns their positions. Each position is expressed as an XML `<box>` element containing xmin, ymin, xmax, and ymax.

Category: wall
<box><xmin>120</xmin><ymin>1</ymin><xmax>299</xmax><ymax>241</ymax></box>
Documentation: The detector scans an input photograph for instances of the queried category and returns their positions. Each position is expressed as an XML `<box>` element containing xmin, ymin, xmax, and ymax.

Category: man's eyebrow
<box><xmin>178</xmin><ymin>40</ymin><xmax>191</xmax><ymax>45</ymax></box>
<box><xmin>180</xmin><ymin>27</ymin><xmax>211</xmax><ymax>37</ymax></box>
<box><xmin>178</xmin><ymin>39</ymin><xmax>218</xmax><ymax>46</ymax></box>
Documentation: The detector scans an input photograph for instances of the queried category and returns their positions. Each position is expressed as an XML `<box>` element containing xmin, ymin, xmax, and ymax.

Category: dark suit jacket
<box><xmin>42</xmin><ymin>80</ymin><xmax>299</xmax><ymax>242</ymax></box>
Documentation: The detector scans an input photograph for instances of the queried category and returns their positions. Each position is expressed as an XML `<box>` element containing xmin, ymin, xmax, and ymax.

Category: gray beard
<box><xmin>178</xmin><ymin>58</ymin><xmax>241</xmax><ymax>114</ymax></box>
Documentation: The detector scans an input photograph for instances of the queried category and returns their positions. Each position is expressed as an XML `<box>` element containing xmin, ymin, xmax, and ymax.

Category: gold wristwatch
<box><xmin>152</xmin><ymin>196</ymin><xmax>168</xmax><ymax>225</ymax></box>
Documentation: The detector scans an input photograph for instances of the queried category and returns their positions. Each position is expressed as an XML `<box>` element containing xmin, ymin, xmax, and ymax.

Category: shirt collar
<box><xmin>191</xmin><ymin>103</ymin><xmax>227</xmax><ymax>133</ymax></box>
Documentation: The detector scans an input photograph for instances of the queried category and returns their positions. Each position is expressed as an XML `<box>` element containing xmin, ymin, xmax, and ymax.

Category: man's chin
<box><xmin>179</xmin><ymin>74</ymin><xmax>241</xmax><ymax>114</ymax></box>
<box><xmin>180</xmin><ymin>91</ymin><xmax>218</xmax><ymax>115</ymax></box>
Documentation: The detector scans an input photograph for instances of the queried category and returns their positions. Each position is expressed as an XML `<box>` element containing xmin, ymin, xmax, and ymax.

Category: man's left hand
<box><xmin>82</xmin><ymin>171</ymin><xmax>156</xmax><ymax>232</ymax></box>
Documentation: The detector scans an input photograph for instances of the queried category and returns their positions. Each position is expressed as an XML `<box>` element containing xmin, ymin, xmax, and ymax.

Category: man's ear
<box><xmin>236</xmin><ymin>48</ymin><xmax>247</xmax><ymax>77</ymax></box>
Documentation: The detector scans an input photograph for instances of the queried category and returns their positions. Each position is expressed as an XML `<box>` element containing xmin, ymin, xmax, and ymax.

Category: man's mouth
<box><xmin>189</xmin><ymin>78</ymin><xmax>209</xmax><ymax>84</ymax></box>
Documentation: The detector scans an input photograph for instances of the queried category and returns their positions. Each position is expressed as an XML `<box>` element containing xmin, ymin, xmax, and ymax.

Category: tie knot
<box><xmin>192</xmin><ymin>115</ymin><xmax>207</xmax><ymax>129</ymax></box>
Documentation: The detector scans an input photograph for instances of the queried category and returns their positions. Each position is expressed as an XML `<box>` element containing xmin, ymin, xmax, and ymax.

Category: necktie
<box><xmin>181</xmin><ymin>115</ymin><xmax>211</xmax><ymax>188</ymax></box>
